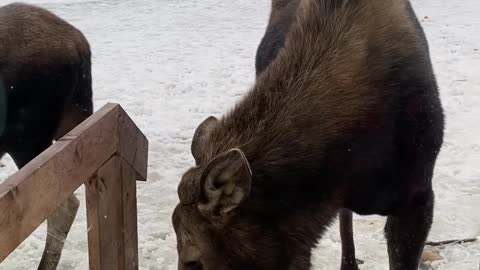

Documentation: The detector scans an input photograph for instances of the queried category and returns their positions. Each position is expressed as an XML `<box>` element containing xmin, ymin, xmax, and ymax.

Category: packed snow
<box><xmin>0</xmin><ymin>0</ymin><xmax>478</xmax><ymax>269</ymax></box>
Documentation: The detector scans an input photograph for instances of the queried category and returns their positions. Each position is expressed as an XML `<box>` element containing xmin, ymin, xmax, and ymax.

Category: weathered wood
<box><xmin>85</xmin><ymin>173</ymin><xmax>101</xmax><ymax>270</ymax></box>
<box><xmin>121</xmin><ymin>157</ymin><xmax>139</xmax><ymax>269</ymax></box>
<box><xmin>117</xmin><ymin>106</ymin><xmax>148</xmax><ymax>181</ymax></box>
<box><xmin>0</xmin><ymin>103</ymin><xmax>120</xmax><ymax>262</ymax></box>
<box><xmin>86</xmin><ymin>156</ymin><xmax>124</xmax><ymax>270</ymax></box>
<box><xmin>0</xmin><ymin>102</ymin><xmax>147</xmax><ymax>266</ymax></box>
<box><xmin>86</xmin><ymin>155</ymin><xmax>139</xmax><ymax>270</ymax></box>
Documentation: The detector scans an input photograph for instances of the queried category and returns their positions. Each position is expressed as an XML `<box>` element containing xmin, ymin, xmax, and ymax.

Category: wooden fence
<box><xmin>0</xmin><ymin>103</ymin><xmax>148</xmax><ymax>269</ymax></box>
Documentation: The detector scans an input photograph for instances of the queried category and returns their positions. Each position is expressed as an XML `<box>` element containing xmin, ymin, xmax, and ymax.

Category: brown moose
<box><xmin>0</xmin><ymin>3</ymin><xmax>92</xmax><ymax>269</ymax></box>
<box><xmin>173</xmin><ymin>0</ymin><xmax>444</xmax><ymax>269</ymax></box>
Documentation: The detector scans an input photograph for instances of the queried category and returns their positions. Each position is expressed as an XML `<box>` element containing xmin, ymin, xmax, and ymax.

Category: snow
<box><xmin>0</xmin><ymin>0</ymin><xmax>478</xmax><ymax>269</ymax></box>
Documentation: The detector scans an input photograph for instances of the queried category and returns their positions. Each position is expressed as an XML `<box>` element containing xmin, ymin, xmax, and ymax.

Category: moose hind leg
<box><xmin>385</xmin><ymin>189</ymin><xmax>434</xmax><ymax>270</ymax></box>
<box><xmin>38</xmin><ymin>194</ymin><xmax>80</xmax><ymax>270</ymax></box>
<box><xmin>340</xmin><ymin>209</ymin><xmax>359</xmax><ymax>270</ymax></box>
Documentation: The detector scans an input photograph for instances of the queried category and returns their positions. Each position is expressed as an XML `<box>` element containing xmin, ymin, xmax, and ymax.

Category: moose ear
<box><xmin>191</xmin><ymin>116</ymin><xmax>218</xmax><ymax>165</ymax></box>
<box><xmin>198</xmin><ymin>148</ymin><xmax>252</xmax><ymax>219</ymax></box>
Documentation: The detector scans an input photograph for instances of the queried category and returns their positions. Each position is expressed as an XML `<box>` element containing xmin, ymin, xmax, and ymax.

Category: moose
<box><xmin>255</xmin><ymin>0</ymin><xmax>300</xmax><ymax>77</ymax></box>
<box><xmin>0</xmin><ymin>3</ymin><xmax>92</xmax><ymax>269</ymax></box>
<box><xmin>256</xmin><ymin>0</ymin><xmax>363</xmax><ymax>268</ymax></box>
<box><xmin>173</xmin><ymin>0</ymin><xmax>444</xmax><ymax>269</ymax></box>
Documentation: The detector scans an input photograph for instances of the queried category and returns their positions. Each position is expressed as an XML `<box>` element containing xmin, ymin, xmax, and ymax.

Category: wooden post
<box><xmin>86</xmin><ymin>155</ymin><xmax>139</xmax><ymax>270</ymax></box>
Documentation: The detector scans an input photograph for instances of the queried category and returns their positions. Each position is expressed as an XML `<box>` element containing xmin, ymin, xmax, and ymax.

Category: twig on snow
<box><xmin>425</xmin><ymin>237</ymin><xmax>477</xmax><ymax>247</ymax></box>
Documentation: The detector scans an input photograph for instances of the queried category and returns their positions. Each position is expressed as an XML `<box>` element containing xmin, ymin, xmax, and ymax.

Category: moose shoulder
<box><xmin>173</xmin><ymin>0</ymin><xmax>444</xmax><ymax>270</ymax></box>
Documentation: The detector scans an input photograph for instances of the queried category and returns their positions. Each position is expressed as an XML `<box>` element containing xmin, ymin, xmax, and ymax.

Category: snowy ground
<box><xmin>0</xmin><ymin>0</ymin><xmax>479</xmax><ymax>269</ymax></box>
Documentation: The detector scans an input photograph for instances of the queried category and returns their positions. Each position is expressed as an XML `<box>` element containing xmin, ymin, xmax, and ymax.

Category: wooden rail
<box><xmin>0</xmin><ymin>103</ymin><xmax>148</xmax><ymax>269</ymax></box>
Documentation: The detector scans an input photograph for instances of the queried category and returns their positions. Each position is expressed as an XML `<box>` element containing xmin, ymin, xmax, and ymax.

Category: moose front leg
<box><xmin>340</xmin><ymin>209</ymin><xmax>359</xmax><ymax>270</ymax></box>
<box><xmin>385</xmin><ymin>189</ymin><xmax>434</xmax><ymax>270</ymax></box>
<box><xmin>38</xmin><ymin>194</ymin><xmax>80</xmax><ymax>270</ymax></box>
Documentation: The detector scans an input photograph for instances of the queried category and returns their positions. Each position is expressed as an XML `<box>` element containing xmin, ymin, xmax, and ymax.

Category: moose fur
<box><xmin>173</xmin><ymin>0</ymin><xmax>444</xmax><ymax>269</ymax></box>
<box><xmin>255</xmin><ymin>0</ymin><xmax>300</xmax><ymax>76</ymax></box>
<box><xmin>0</xmin><ymin>3</ymin><xmax>92</xmax><ymax>269</ymax></box>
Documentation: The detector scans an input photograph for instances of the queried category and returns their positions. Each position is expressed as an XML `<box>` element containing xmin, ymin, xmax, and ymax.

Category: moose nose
<box><xmin>180</xmin><ymin>245</ymin><xmax>202</xmax><ymax>270</ymax></box>
<box><xmin>184</xmin><ymin>261</ymin><xmax>203</xmax><ymax>270</ymax></box>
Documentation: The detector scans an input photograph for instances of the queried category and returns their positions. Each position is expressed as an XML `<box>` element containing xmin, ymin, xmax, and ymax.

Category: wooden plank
<box><xmin>85</xmin><ymin>175</ymin><xmax>101</xmax><ymax>270</ymax></box>
<box><xmin>0</xmin><ymin>103</ymin><xmax>120</xmax><ymax>262</ymax></box>
<box><xmin>86</xmin><ymin>155</ymin><xmax>139</xmax><ymax>270</ymax></box>
<box><xmin>86</xmin><ymin>156</ymin><xmax>124</xmax><ymax>270</ymax></box>
<box><xmin>121</xmin><ymin>157</ymin><xmax>139</xmax><ymax>269</ymax></box>
<box><xmin>117</xmin><ymin>106</ymin><xmax>148</xmax><ymax>181</ymax></box>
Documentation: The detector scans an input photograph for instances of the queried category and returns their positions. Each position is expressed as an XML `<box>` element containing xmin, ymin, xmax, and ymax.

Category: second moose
<box><xmin>173</xmin><ymin>0</ymin><xmax>444</xmax><ymax>270</ymax></box>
